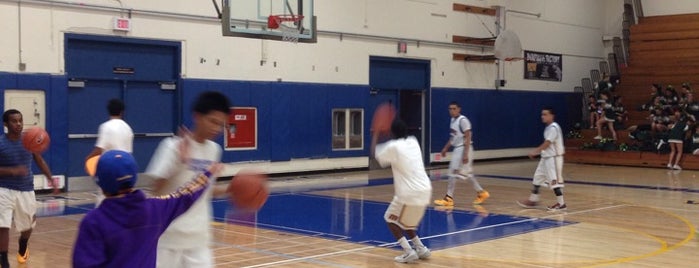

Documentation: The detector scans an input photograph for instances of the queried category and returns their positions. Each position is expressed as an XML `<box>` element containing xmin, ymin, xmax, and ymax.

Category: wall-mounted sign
<box><xmin>524</xmin><ymin>50</ymin><xmax>562</xmax><ymax>82</ymax></box>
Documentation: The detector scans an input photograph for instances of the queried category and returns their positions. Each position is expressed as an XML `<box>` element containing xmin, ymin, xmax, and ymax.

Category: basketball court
<box><xmin>25</xmin><ymin>160</ymin><xmax>699</xmax><ymax>267</ymax></box>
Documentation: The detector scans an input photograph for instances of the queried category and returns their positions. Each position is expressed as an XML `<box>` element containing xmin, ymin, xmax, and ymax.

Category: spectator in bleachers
<box><xmin>681</xmin><ymin>82</ymin><xmax>692</xmax><ymax>95</ymax></box>
<box><xmin>640</xmin><ymin>84</ymin><xmax>663</xmax><ymax>111</ymax></box>
<box><xmin>684</xmin><ymin>93</ymin><xmax>699</xmax><ymax>123</ymax></box>
<box><xmin>613</xmin><ymin>96</ymin><xmax>627</xmax><ymax>126</ymax></box>
<box><xmin>691</xmin><ymin>124</ymin><xmax>699</xmax><ymax>155</ymax></box>
<box><xmin>650</xmin><ymin>107</ymin><xmax>669</xmax><ymax>134</ymax></box>
<box><xmin>588</xmin><ymin>95</ymin><xmax>599</xmax><ymax>129</ymax></box>
<box><xmin>663</xmin><ymin>85</ymin><xmax>679</xmax><ymax>108</ymax></box>
<box><xmin>680</xmin><ymin>83</ymin><xmax>692</xmax><ymax>105</ymax></box>
<box><xmin>594</xmin><ymin>92</ymin><xmax>618</xmax><ymax>140</ymax></box>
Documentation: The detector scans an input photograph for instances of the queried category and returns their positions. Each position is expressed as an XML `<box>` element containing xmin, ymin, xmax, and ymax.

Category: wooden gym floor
<box><xmin>20</xmin><ymin>159</ymin><xmax>699</xmax><ymax>267</ymax></box>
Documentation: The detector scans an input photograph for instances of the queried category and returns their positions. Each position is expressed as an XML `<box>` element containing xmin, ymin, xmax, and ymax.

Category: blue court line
<box><xmin>476</xmin><ymin>174</ymin><xmax>699</xmax><ymax>193</ymax></box>
<box><xmin>213</xmin><ymin>193</ymin><xmax>571</xmax><ymax>251</ymax></box>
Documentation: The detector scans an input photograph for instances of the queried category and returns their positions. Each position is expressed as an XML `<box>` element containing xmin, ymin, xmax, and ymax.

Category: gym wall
<box><xmin>0</xmin><ymin>0</ymin><xmax>647</xmax><ymax>175</ymax></box>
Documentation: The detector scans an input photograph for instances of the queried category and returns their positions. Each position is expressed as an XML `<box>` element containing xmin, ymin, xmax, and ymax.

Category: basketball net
<box><xmin>269</xmin><ymin>15</ymin><xmax>303</xmax><ymax>43</ymax></box>
<box><xmin>494</xmin><ymin>30</ymin><xmax>523</xmax><ymax>61</ymax></box>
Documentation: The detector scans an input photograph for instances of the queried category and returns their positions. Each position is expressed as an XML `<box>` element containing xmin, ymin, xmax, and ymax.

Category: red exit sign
<box><xmin>113</xmin><ymin>17</ymin><xmax>131</xmax><ymax>32</ymax></box>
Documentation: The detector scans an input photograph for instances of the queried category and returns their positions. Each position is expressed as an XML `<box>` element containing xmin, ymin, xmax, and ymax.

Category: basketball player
<box><xmin>85</xmin><ymin>99</ymin><xmax>134</xmax><ymax>159</ymax></box>
<box><xmin>0</xmin><ymin>109</ymin><xmax>59</xmax><ymax>267</ymax></box>
<box><xmin>85</xmin><ymin>99</ymin><xmax>134</xmax><ymax>206</ymax></box>
<box><xmin>147</xmin><ymin>91</ymin><xmax>230</xmax><ymax>268</ymax></box>
<box><xmin>517</xmin><ymin>107</ymin><xmax>567</xmax><ymax>211</ymax></box>
<box><xmin>434</xmin><ymin>102</ymin><xmax>489</xmax><ymax>207</ymax></box>
<box><xmin>372</xmin><ymin>119</ymin><xmax>432</xmax><ymax>263</ymax></box>
<box><xmin>73</xmin><ymin>150</ymin><xmax>220</xmax><ymax>268</ymax></box>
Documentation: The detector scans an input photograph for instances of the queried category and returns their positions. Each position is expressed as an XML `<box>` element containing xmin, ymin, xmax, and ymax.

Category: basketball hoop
<box><xmin>268</xmin><ymin>14</ymin><xmax>304</xmax><ymax>43</ymax></box>
<box><xmin>494</xmin><ymin>30</ymin><xmax>523</xmax><ymax>61</ymax></box>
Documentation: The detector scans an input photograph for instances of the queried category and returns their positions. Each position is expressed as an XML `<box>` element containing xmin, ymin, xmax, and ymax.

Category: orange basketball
<box><xmin>227</xmin><ymin>169</ymin><xmax>269</xmax><ymax>210</ymax></box>
<box><xmin>22</xmin><ymin>127</ymin><xmax>50</xmax><ymax>154</ymax></box>
<box><xmin>372</xmin><ymin>103</ymin><xmax>396</xmax><ymax>134</ymax></box>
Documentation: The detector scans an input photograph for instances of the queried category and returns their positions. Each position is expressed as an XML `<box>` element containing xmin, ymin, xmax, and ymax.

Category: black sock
<box><xmin>0</xmin><ymin>251</ymin><xmax>8</xmax><ymax>268</ymax></box>
<box><xmin>18</xmin><ymin>237</ymin><xmax>28</xmax><ymax>256</ymax></box>
<box><xmin>532</xmin><ymin>185</ymin><xmax>541</xmax><ymax>195</ymax></box>
<box><xmin>554</xmin><ymin>187</ymin><xmax>563</xmax><ymax>196</ymax></box>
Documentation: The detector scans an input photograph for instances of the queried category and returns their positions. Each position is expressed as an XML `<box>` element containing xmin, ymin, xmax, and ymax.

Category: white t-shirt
<box><xmin>541</xmin><ymin>122</ymin><xmax>565</xmax><ymax>157</ymax></box>
<box><xmin>375</xmin><ymin>136</ymin><xmax>432</xmax><ymax>205</ymax></box>
<box><xmin>450</xmin><ymin>115</ymin><xmax>472</xmax><ymax>147</ymax></box>
<box><xmin>146</xmin><ymin>137</ymin><xmax>222</xmax><ymax>249</ymax></box>
<box><xmin>95</xmin><ymin>118</ymin><xmax>134</xmax><ymax>152</ymax></box>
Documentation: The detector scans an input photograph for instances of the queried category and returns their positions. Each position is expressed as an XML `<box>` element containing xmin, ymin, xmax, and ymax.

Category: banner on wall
<box><xmin>524</xmin><ymin>50</ymin><xmax>563</xmax><ymax>82</ymax></box>
<box><xmin>225</xmin><ymin>107</ymin><xmax>257</xmax><ymax>150</ymax></box>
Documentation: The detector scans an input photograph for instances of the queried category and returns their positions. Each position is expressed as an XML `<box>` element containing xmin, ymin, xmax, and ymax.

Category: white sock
<box><xmin>397</xmin><ymin>237</ymin><xmax>412</xmax><ymax>252</ymax></box>
<box><xmin>471</xmin><ymin>178</ymin><xmax>484</xmax><ymax>192</ymax></box>
<box><xmin>557</xmin><ymin>195</ymin><xmax>565</xmax><ymax>205</ymax></box>
<box><xmin>411</xmin><ymin>236</ymin><xmax>424</xmax><ymax>248</ymax></box>
<box><xmin>529</xmin><ymin>194</ymin><xmax>540</xmax><ymax>202</ymax></box>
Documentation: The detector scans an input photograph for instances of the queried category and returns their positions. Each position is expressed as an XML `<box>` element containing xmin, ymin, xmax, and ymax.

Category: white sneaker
<box><xmin>394</xmin><ymin>249</ymin><xmax>419</xmax><ymax>263</ymax></box>
<box><xmin>673</xmin><ymin>164</ymin><xmax>682</xmax><ymax>170</ymax></box>
<box><xmin>415</xmin><ymin>246</ymin><xmax>431</xmax><ymax>259</ymax></box>
<box><xmin>667</xmin><ymin>163</ymin><xmax>673</xmax><ymax>169</ymax></box>
<box><xmin>593</xmin><ymin>135</ymin><xmax>603</xmax><ymax>140</ymax></box>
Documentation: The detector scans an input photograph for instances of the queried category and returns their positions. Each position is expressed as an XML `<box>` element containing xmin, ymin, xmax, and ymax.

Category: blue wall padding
<box><xmin>2</xmin><ymin>72</ymin><xmax>579</xmax><ymax>172</ymax></box>
<box><xmin>430</xmin><ymin>88</ymin><xmax>575</xmax><ymax>151</ymax></box>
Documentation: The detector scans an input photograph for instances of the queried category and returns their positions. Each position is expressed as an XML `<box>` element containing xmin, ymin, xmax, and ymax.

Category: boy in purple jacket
<box><xmin>72</xmin><ymin>150</ymin><xmax>218</xmax><ymax>268</ymax></box>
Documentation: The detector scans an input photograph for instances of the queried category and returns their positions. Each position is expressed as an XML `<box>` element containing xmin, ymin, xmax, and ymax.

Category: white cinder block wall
<box><xmin>0</xmin><ymin>0</ymin><xmax>647</xmax><ymax>92</ymax></box>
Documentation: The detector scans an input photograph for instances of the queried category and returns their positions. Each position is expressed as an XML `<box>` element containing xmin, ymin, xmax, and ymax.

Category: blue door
<box><xmin>65</xmin><ymin>34</ymin><xmax>180</xmax><ymax>176</ymax></box>
<box><xmin>369</xmin><ymin>56</ymin><xmax>430</xmax><ymax>164</ymax></box>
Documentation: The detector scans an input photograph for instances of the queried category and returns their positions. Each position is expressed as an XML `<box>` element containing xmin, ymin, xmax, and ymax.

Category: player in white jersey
<box><xmin>434</xmin><ymin>102</ymin><xmax>489</xmax><ymax>207</ymax></box>
<box><xmin>147</xmin><ymin>91</ymin><xmax>231</xmax><ymax>268</ymax></box>
<box><xmin>517</xmin><ymin>107</ymin><xmax>567</xmax><ymax>211</ymax></box>
<box><xmin>372</xmin><ymin>119</ymin><xmax>432</xmax><ymax>263</ymax></box>
<box><xmin>85</xmin><ymin>99</ymin><xmax>134</xmax><ymax>206</ymax></box>
<box><xmin>85</xmin><ymin>99</ymin><xmax>134</xmax><ymax>159</ymax></box>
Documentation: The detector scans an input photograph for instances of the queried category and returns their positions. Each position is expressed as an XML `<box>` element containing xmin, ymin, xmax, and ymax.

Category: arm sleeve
<box><xmin>544</xmin><ymin>126</ymin><xmax>558</xmax><ymax>142</ymax></box>
<box><xmin>72</xmin><ymin>218</ymin><xmax>106</xmax><ymax>268</ymax></box>
<box><xmin>374</xmin><ymin>141</ymin><xmax>394</xmax><ymax>168</ymax></box>
<box><xmin>145</xmin><ymin>138</ymin><xmax>178</xmax><ymax>179</ymax></box>
<box><xmin>94</xmin><ymin>124</ymin><xmax>110</xmax><ymax>149</ymax></box>
<box><xmin>460</xmin><ymin>117</ymin><xmax>471</xmax><ymax>132</ymax></box>
<box><xmin>151</xmin><ymin>172</ymin><xmax>213</xmax><ymax>230</ymax></box>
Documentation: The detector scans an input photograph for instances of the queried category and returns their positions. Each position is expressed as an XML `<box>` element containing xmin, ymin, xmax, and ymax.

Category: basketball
<box><xmin>227</xmin><ymin>169</ymin><xmax>269</xmax><ymax>210</ymax></box>
<box><xmin>22</xmin><ymin>127</ymin><xmax>51</xmax><ymax>154</ymax></box>
<box><xmin>372</xmin><ymin>103</ymin><xmax>396</xmax><ymax>135</ymax></box>
<box><xmin>85</xmin><ymin>155</ymin><xmax>100</xmax><ymax>176</ymax></box>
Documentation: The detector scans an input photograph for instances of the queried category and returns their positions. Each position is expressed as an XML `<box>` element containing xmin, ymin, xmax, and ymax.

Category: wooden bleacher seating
<box><xmin>566</xmin><ymin>13</ymin><xmax>699</xmax><ymax>169</ymax></box>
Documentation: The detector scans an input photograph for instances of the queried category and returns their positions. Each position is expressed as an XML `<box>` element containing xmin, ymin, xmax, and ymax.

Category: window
<box><xmin>332</xmin><ymin>109</ymin><xmax>363</xmax><ymax>150</ymax></box>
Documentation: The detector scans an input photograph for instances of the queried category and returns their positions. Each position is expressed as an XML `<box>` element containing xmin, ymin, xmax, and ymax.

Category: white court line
<box><xmin>241</xmin><ymin>204</ymin><xmax>629</xmax><ymax>267</ymax></box>
<box><xmin>380</xmin><ymin>204</ymin><xmax>629</xmax><ymax>246</ymax></box>
<box><xmin>240</xmin><ymin>245</ymin><xmax>376</xmax><ymax>268</ymax></box>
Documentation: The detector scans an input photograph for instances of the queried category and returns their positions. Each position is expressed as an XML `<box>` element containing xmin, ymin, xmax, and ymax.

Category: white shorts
<box><xmin>449</xmin><ymin>145</ymin><xmax>474</xmax><ymax>177</ymax></box>
<box><xmin>533</xmin><ymin>156</ymin><xmax>565</xmax><ymax>189</ymax></box>
<box><xmin>0</xmin><ymin>188</ymin><xmax>36</xmax><ymax>232</ymax></box>
<box><xmin>157</xmin><ymin>246</ymin><xmax>213</xmax><ymax>268</ymax></box>
<box><xmin>384</xmin><ymin>197</ymin><xmax>427</xmax><ymax>230</ymax></box>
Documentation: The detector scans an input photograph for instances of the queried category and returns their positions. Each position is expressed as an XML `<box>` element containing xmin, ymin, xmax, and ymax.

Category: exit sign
<box><xmin>113</xmin><ymin>17</ymin><xmax>131</xmax><ymax>32</ymax></box>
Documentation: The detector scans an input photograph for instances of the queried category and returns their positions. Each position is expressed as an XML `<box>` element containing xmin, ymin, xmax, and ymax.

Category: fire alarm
<box><xmin>113</xmin><ymin>17</ymin><xmax>131</xmax><ymax>32</ymax></box>
<box><xmin>397</xmin><ymin>41</ymin><xmax>408</xmax><ymax>54</ymax></box>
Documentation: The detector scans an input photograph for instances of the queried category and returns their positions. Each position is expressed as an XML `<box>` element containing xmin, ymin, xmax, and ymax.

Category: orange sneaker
<box><xmin>17</xmin><ymin>249</ymin><xmax>28</xmax><ymax>264</ymax></box>
<box><xmin>434</xmin><ymin>196</ymin><xmax>454</xmax><ymax>206</ymax></box>
<box><xmin>473</xmin><ymin>190</ymin><xmax>490</xmax><ymax>205</ymax></box>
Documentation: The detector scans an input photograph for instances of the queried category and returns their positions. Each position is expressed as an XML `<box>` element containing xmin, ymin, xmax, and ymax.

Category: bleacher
<box><xmin>566</xmin><ymin>13</ymin><xmax>699</xmax><ymax>169</ymax></box>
